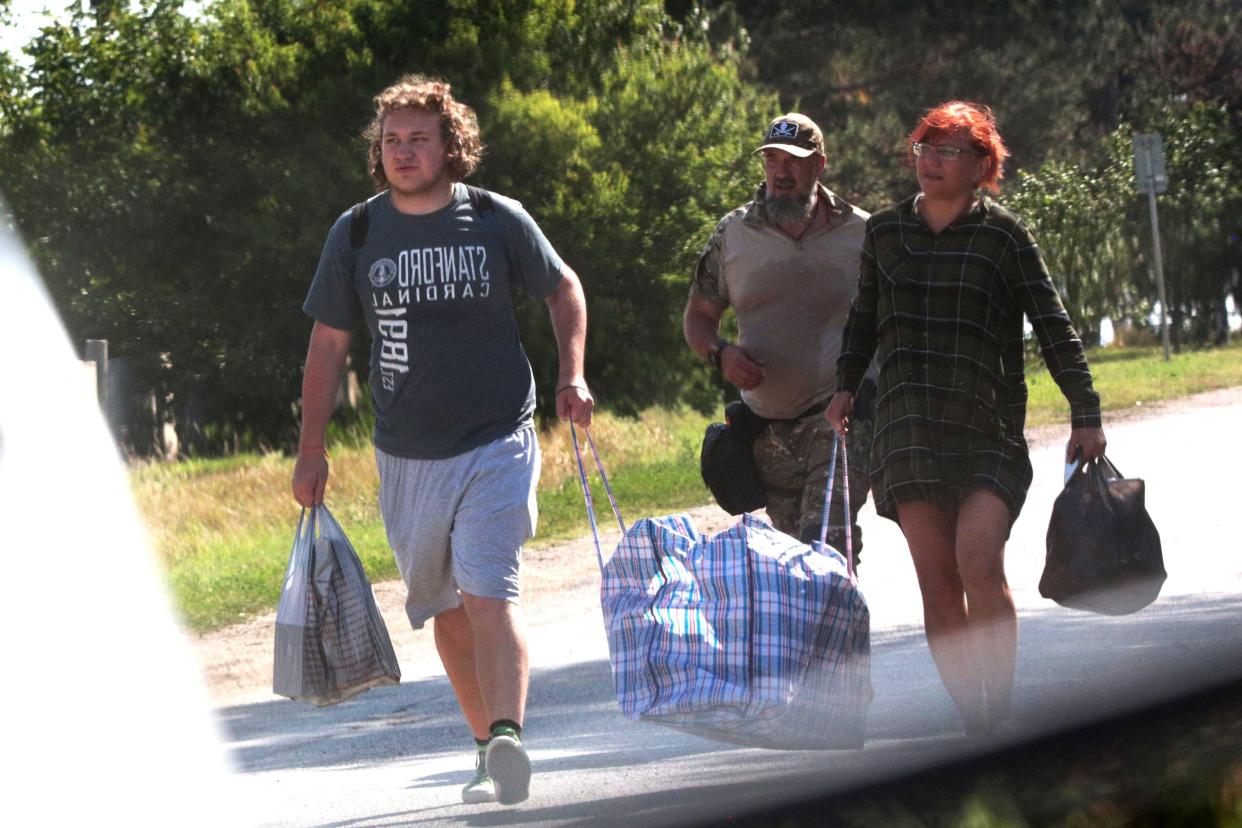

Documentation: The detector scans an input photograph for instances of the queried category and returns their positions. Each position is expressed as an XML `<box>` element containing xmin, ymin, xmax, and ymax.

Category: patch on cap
<box><xmin>770</xmin><ymin>121</ymin><xmax>801</xmax><ymax>141</ymax></box>
<box><xmin>756</xmin><ymin>113</ymin><xmax>824</xmax><ymax>158</ymax></box>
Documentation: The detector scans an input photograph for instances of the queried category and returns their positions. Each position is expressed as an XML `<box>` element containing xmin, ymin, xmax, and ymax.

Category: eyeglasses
<box><xmin>912</xmin><ymin>142</ymin><xmax>982</xmax><ymax>161</ymax></box>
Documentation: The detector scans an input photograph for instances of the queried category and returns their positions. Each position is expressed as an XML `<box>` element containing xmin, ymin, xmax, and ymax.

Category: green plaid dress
<box><xmin>836</xmin><ymin>195</ymin><xmax>1101</xmax><ymax>528</ymax></box>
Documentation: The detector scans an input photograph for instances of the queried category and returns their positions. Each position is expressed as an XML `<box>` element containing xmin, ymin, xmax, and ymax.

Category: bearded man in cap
<box><xmin>683</xmin><ymin>113</ymin><xmax>876</xmax><ymax>559</ymax></box>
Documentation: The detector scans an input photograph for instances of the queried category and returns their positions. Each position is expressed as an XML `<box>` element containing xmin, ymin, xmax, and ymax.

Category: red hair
<box><xmin>908</xmin><ymin>101</ymin><xmax>1009</xmax><ymax>193</ymax></box>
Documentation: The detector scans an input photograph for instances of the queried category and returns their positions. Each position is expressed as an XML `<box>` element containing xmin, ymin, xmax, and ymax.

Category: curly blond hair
<box><xmin>364</xmin><ymin>75</ymin><xmax>484</xmax><ymax>188</ymax></box>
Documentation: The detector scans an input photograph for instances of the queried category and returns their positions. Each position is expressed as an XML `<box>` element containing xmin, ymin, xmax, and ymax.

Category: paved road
<box><xmin>219</xmin><ymin>389</ymin><xmax>1242</xmax><ymax>827</ymax></box>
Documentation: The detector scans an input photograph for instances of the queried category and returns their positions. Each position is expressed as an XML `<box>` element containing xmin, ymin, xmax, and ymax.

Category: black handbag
<box><xmin>1040</xmin><ymin>453</ymin><xmax>1165</xmax><ymax>615</ymax></box>
<box><xmin>700</xmin><ymin>400</ymin><xmax>767</xmax><ymax>515</ymax></box>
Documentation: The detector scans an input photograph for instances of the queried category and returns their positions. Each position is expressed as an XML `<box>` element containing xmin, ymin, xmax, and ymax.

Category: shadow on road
<box><xmin>219</xmin><ymin>590</ymin><xmax>1242</xmax><ymax>824</ymax></box>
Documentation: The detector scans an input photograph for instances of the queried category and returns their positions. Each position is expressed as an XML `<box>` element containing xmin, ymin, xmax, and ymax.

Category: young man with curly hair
<box><xmin>293</xmin><ymin>75</ymin><xmax>593</xmax><ymax>806</ymax></box>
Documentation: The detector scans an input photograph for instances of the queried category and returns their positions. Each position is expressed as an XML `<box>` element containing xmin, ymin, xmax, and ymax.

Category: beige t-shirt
<box><xmin>691</xmin><ymin>184</ymin><xmax>868</xmax><ymax>420</ymax></box>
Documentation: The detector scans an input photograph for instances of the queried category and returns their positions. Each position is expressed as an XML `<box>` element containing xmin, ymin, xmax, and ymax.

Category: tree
<box><xmin>0</xmin><ymin>0</ymin><xmax>775</xmax><ymax>451</ymax></box>
<box><xmin>1005</xmin><ymin>137</ymin><xmax>1141</xmax><ymax>346</ymax></box>
<box><xmin>706</xmin><ymin>0</ymin><xmax>1147</xmax><ymax>204</ymax></box>
<box><xmin>701</xmin><ymin>0</ymin><xmax>1240</xmax><ymax>212</ymax></box>
<box><xmin>481</xmin><ymin>34</ymin><xmax>779</xmax><ymax>417</ymax></box>
<box><xmin>705</xmin><ymin>0</ymin><xmax>1241</xmax><ymax>349</ymax></box>
<box><xmin>1144</xmin><ymin>103</ymin><xmax>1242</xmax><ymax>347</ymax></box>
<box><xmin>4</xmin><ymin>0</ymin><xmax>344</xmax><ymax>451</ymax></box>
<box><xmin>1003</xmin><ymin>104</ymin><xmax>1240</xmax><ymax>349</ymax></box>
<box><xmin>10</xmin><ymin>0</ymin><xmax>1229</xmax><ymax>456</ymax></box>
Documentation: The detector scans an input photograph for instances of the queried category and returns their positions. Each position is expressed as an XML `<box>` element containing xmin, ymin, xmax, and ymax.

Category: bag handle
<box><xmin>570</xmin><ymin>423</ymin><xmax>626</xmax><ymax>569</ymax></box>
<box><xmin>313</xmin><ymin>502</ymin><xmax>347</xmax><ymax>539</ymax></box>
<box><xmin>572</xmin><ymin>422</ymin><xmax>856</xmax><ymax>582</ymax></box>
<box><xmin>284</xmin><ymin>506</ymin><xmax>314</xmax><ymax>580</ymax></box>
<box><xmin>1098</xmin><ymin>453</ymin><xmax>1123</xmax><ymax>478</ymax></box>
<box><xmin>1065</xmin><ymin>449</ymin><xmax>1124</xmax><ymax>489</ymax></box>
<box><xmin>816</xmin><ymin>431</ymin><xmax>857</xmax><ymax>584</ymax></box>
<box><xmin>303</xmin><ymin>504</ymin><xmax>319</xmax><ymax>544</ymax></box>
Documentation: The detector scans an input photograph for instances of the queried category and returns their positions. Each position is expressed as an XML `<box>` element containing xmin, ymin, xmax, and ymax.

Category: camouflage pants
<box><xmin>752</xmin><ymin>412</ymin><xmax>873</xmax><ymax>563</ymax></box>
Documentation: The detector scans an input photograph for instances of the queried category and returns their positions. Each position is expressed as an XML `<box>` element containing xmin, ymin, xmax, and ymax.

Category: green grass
<box><xmin>538</xmin><ymin>447</ymin><xmax>708</xmax><ymax>544</ymax></box>
<box><xmin>136</xmin><ymin>406</ymin><xmax>712</xmax><ymax>633</ymax></box>
<box><xmin>1025</xmin><ymin>339</ymin><xmax>1242</xmax><ymax>427</ymax></box>
<box><xmin>135</xmin><ymin>341</ymin><xmax>1242</xmax><ymax>633</ymax></box>
<box><xmin>162</xmin><ymin>520</ymin><xmax>399</xmax><ymax>632</ymax></box>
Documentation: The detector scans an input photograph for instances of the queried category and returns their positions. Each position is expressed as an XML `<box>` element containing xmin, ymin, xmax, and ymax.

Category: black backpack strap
<box><xmin>349</xmin><ymin>200</ymin><xmax>369</xmax><ymax>249</ymax></box>
<box><xmin>355</xmin><ymin>188</ymin><xmax>489</xmax><ymax>249</ymax></box>
<box><xmin>351</xmin><ymin>186</ymin><xmax>521</xmax><ymax>291</ymax></box>
<box><xmin>352</xmin><ymin>188</ymin><xmax>487</xmax><ymax>249</ymax></box>
<box><xmin>464</xmin><ymin>183</ymin><xmax>494</xmax><ymax>215</ymax></box>
<box><xmin>464</xmin><ymin>184</ymin><xmax>522</xmax><ymax>295</ymax></box>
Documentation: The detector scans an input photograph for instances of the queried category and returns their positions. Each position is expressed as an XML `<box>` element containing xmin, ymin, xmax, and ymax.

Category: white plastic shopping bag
<box><xmin>273</xmin><ymin>505</ymin><xmax>400</xmax><ymax>706</ymax></box>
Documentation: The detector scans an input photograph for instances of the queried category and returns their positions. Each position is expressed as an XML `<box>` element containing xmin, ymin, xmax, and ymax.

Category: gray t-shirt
<box><xmin>304</xmin><ymin>184</ymin><xmax>564</xmax><ymax>459</ymax></box>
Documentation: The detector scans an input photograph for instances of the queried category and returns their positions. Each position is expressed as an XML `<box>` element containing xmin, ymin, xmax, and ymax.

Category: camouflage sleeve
<box><xmin>688</xmin><ymin>212</ymin><xmax>733</xmax><ymax>308</ymax></box>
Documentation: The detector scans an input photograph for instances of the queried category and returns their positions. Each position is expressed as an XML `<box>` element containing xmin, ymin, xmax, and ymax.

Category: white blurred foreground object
<box><xmin>0</xmin><ymin>203</ymin><xmax>248</xmax><ymax>825</ymax></box>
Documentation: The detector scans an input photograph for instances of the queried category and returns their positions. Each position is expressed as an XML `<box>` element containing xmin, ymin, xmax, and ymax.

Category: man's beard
<box><xmin>764</xmin><ymin>191</ymin><xmax>815</xmax><ymax>224</ymax></box>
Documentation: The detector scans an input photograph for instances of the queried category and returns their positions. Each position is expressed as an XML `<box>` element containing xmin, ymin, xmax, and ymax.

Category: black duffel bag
<box><xmin>700</xmin><ymin>400</ymin><xmax>768</xmax><ymax>515</ymax></box>
<box><xmin>1040</xmin><ymin>453</ymin><xmax>1165</xmax><ymax>615</ymax></box>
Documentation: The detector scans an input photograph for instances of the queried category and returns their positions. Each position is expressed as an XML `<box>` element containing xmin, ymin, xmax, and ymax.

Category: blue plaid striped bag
<box><xmin>572</xmin><ymin>427</ymin><xmax>871</xmax><ymax>750</ymax></box>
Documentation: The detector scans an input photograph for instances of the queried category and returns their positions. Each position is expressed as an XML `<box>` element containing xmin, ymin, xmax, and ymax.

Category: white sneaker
<box><xmin>485</xmin><ymin>728</ymin><xmax>530</xmax><ymax>805</ymax></box>
<box><xmin>461</xmin><ymin>752</ymin><xmax>497</xmax><ymax>804</ymax></box>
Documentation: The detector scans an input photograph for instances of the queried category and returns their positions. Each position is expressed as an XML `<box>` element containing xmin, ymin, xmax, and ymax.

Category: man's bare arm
<box><xmin>545</xmin><ymin>265</ymin><xmax>594</xmax><ymax>426</ymax></box>
<box><xmin>291</xmin><ymin>322</ymin><xmax>353</xmax><ymax>506</ymax></box>
<box><xmin>683</xmin><ymin>295</ymin><xmax>765</xmax><ymax>390</ymax></box>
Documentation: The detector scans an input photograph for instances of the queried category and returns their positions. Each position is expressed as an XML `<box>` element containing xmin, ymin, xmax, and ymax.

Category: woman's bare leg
<box><xmin>955</xmin><ymin>489</ymin><xmax>1018</xmax><ymax>729</ymax></box>
<box><xmin>897</xmin><ymin>500</ymin><xmax>987</xmax><ymax>733</ymax></box>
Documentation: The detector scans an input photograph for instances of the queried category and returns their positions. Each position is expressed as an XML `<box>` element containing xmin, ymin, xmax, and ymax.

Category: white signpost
<box><xmin>1132</xmin><ymin>132</ymin><xmax>1171</xmax><ymax>361</ymax></box>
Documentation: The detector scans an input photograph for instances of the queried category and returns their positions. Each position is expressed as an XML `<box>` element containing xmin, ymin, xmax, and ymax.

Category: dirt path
<box><xmin>190</xmin><ymin>386</ymin><xmax>1242</xmax><ymax>708</ymax></box>
<box><xmin>192</xmin><ymin>501</ymin><xmax>741</xmax><ymax>707</ymax></box>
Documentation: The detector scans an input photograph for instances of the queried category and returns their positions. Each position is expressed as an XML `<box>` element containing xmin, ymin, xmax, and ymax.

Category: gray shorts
<box><xmin>375</xmin><ymin>426</ymin><xmax>540</xmax><ymax>630</ymax></box>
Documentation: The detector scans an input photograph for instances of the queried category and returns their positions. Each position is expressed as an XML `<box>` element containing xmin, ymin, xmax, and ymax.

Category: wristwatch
<box><xmin>706</xmin><ymin>339</ymin><xmax>729</xmax><ymax>371</ymax></box>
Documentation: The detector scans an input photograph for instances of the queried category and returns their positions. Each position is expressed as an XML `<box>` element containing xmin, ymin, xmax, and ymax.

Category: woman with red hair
<box><xmin>826</xmin><ymin>101</ymin><xmax>1107</xmax><ymax>735</ymax></box>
